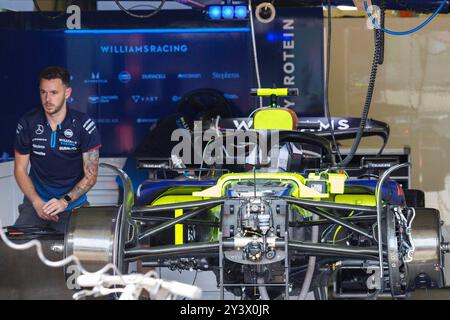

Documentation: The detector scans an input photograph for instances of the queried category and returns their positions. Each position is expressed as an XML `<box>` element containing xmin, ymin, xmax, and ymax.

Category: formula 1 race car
<box><xmin>1</xmin><ymin>88</ymin><xmax>447</xmax><ymax>300</ymax></box>
<box><xmin>56</xmin><ymin>88</ymin><xmax>448</xmax><ymax>300</ymax></box>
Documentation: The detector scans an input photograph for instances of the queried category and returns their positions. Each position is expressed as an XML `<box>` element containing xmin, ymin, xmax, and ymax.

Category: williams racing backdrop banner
<box><xmin>0</xmin><ymin>7</ymin><xmax>323</xmax><ymax>157</ymax></box>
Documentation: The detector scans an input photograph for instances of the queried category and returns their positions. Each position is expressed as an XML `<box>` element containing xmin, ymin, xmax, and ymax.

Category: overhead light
<box><xmin>234</xmin><ymin>6</ymin><xmax>248</xmax><ymax>19</ymax></box>
<box><xmin>206</xmin><ymin>5</ymin><xmax>248</xmax><ymax>20</ymax></box>
<box><xmin>222</xmin><ymin>6</ymin><xmax>234</xmax><ymax>19</ymax></box>
<box><xmin>208</xmin><ymin>6</ymin><xmax>222</xmax><ymax>19</ymax></box>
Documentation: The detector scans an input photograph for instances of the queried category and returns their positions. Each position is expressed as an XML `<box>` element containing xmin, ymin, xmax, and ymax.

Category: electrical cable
<box><xmin>298</xmin><ymin>214</ymin><xmax>319</xmax><ymax>300</ymax></box>
<box><xmin>324</xmin><ymin>0</ymin><xmax>343</xmax><ymax>163</ymax></box>
<box><xmin>332</xmin><ymin>211</ymin><xmax>355</xmax><ymax>243</ymax></box>
<box><xmin>364</xmin><ymin>0</ymin><xmax>447</xmax><ymax>36</ymax></box>
<box><xmin>248</xmin><ymin>0</ymin><xmax>263</xmax><ymax>108</ymax></box>
<box><xmin>0</xmin><ymin>219</ymin><xmax>123</xmax><ymax>290</ymax></box>
<box><xmin>33</xmin><ymin>0</ymin><xmax>75</xmax><ymax>20</ymax></box>
<box><xmin>1</xmin><ymin>219</ymin><xmax>200</xmax><ymax>300</ymax></box>
<box><xmin>336</xmin><ymin>4</ymin><xmax>385</xmax><ymax>168</ymax></box>
<box><xmin>114</xmin><ymin>0</ymin><xmax>166</xmax><ymax>18</ymax></box>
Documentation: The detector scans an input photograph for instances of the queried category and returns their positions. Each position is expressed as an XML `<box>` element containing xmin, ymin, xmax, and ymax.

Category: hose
<box><xmin>298</xmin><ymin>214</ymin><xmax>319</xmax><ymax>300</ymax></box>
<box><xmin>337</xmin><ymin>1</ymin><xmax>385</xmax><ymax>167</ymax></box>
<box><xmin>257</xmin><ymin>277</ymin><xmax>270</xmax><ymax>300</ymax></box>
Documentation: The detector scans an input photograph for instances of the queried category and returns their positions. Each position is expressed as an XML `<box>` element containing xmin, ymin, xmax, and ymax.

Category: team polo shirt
<box><xmin>14</xmin><ymin>107</ymin><xmax>101</xmax><ymax>211</ymax></box>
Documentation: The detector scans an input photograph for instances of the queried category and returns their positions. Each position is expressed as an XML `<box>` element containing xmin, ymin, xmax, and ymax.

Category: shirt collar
<box><xmin>40</xmin><ymin>106</ymin><xmax>73</xmax><ymax>131</ymax></box>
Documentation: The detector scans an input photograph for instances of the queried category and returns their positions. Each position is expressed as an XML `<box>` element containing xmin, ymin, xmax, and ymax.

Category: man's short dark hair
<box><xmin>39</xmin><ymin>66</ymin><xmax>71</xmax><ymax>87</ymax></box>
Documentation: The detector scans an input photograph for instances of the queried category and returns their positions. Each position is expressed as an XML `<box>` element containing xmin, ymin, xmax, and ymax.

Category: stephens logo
<box><xmin>64</xmin><ymin>129</ymin><xmax>74</xmax><ymax>138</ymax></box>
<box><xmin>118</xmin><ymin>71</ymin><xmax>131</xmax><ymax>83</ymax></box>
<box><xmin>212</xmin><ymin>72</ymin><xmax>240</xmax><ymax>80</ymax></box>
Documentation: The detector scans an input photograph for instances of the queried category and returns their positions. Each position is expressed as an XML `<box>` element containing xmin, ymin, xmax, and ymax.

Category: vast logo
<box><xmin>118</xmin><ymin>71</ymin><xmax>131</xmax><ymax>83</ymax></box>
<box><xmin>67</xmin><ymin>97</ymin><xmax>75</xmax><ymax>104</ymax></box>
<box><xmin>131</xmin><ymin>95</ymin><xmax>159</xmax><ymax>103</ymax></box>
<box><xmin>84</xmin><ymin>72</ymin><xmax>108</xmax><ymax>84</ymax></box>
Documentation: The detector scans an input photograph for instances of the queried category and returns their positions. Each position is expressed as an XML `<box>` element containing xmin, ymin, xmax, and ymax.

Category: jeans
<box><xmin>14</xmin><ymin>196</ymin><xmax>89</xmax><ymax>233</ymax></box>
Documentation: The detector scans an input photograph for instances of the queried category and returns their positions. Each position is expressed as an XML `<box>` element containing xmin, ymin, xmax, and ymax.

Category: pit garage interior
<box><xmin>1</xmin><ymin>0</ymin><xmax>450</xmax><ymax>301</ymax></box>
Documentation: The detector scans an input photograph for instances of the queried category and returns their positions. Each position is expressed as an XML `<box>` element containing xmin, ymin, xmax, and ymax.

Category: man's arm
<box><xmin>14</xmin><ymin>151</ymin><xmax>55</xmax><ymax>221</ymax></box>
<box><xmin>67</xmin><ymin>148</ymin><xmax>99</xmax><ymax>202</ymax></box>
<box><xmin>44</xmin><ymin>149</ymin><xmax>99</xmax><ymax>216</ymax></box>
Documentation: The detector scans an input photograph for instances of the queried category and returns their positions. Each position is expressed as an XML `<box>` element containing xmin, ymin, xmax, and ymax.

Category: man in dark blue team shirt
<box><xmin>14</xmin><ymin>66</ymin><xmax>101</xmax><ymax>232</ymax></box>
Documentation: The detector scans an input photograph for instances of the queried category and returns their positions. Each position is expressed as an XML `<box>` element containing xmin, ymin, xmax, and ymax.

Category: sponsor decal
<box><xmin>84</xmin><ymin>72</ymin><xmax>108</xmax><ymax>84</ymax></box>
<box><xmin>32</xmin><ymin>138</ymin><xmax>47</xmax><ymax>142</ymax></box>
<box><xmin>95</xmin><ymin>118</ymin><xmax>119</xmax><ymax>124</ymax></box>
<box><xmin>59</xmin><ymin>146</ymin><xmax>78</xmax><ymax>151</ymax></box>
<box><xmin>224</xmin><ymin>93</ymin><xmax>239</xmax><ymax>100</ymax></box>
<box><xmin>88</xmin><ymin>96</ymin><xmax>119</xmax><ymax>104</ymax></box>
<box><xmin>100</xmin><ymin>44</ymin><xmax>189</xmax><ymax>54</ymax></box>
<box><xmin>282</xmin><ymin>19</ymin><xmax>296</xmax><ymax>109</ymax></box>
<box><xmin>137</xmin><ymin>118</ymin><xmax>159</xmax><ymax>124</ymax></box>
<box><xmin>233</xmin><ymin>119</ymin><xmax>253</xmax><ymax>131</ymax></box>
<box><xmin>211</xmin><ymin>72</ymin><xmax>240</xmax><ymax>80</ymax></box>
<box><xmin>177</xmin><ymin>73</ymin><xmax>202</xmax><ymax>79</ymax></box>
<box><xmin>131</xmin><ymin>95</ymin><xmax>159</xmax><ymax>103</ymax></box>
<box><xmin>59</xmin><ymin>138</ymin><xmax>77</xmax><ymax>147</ymax></box>
<box><xmin>118</xmin><ymin>71</ymin><xmax>131</xmax><ymax>83</ymax></box>
<box><xmin>298</xmin><ymin>119</ymin><xmax>350</xmax><ymax>132</ymax></box>
<box><xmin>33</xmin><ymin>150</ymin><xmax>46</xmax><ymax>156</ymax></box>
<box><xmin>67</xmin><ymin>97</ymin><xmax>75</xmax><ymax>104</ymax></box>
<box><xmin>142</xmin><ymin>73</ymin><xmax>167</xmax><ymax>80</ymax></box>
<box><xmin>64</xmin><ymin>129</ymin><xmax>74</xmax><ymax>138</ymax></box>
<box><xmin>35</xmin><ymin>124</ymin><xmax>44</xmax><ymax>135</ymax></box>
<box><xmin>32</xmin><ymin>144</ymin><xmax>45</xmax><ymax>149</ymax></box>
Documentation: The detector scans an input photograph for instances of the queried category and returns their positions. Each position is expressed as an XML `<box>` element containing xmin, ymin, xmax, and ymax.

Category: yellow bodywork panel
<box><xmin>334</xmin><ymin>194</ymin><xmax>376</xmax><ymax>206</ymax></box>
<box><xmin>255</xmin><ymin>88</ymin><xmax>289</xmax><ymax>96</ymax></box>
<box><xmin>192</xmin><ymin>172</ymin><xmax>347</xmax><ymax>199</ymax></box>
<box><xmin>254</xmin><ymin>108</ymin><xmax>296</xmax><ymax>130</ymax></box>
<box><xmin>150</xmin><ymin>195</ymin><xmax>206</xmax><ymax>245</ymax></box>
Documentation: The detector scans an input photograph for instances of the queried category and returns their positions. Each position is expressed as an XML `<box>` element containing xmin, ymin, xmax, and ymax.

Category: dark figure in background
<box><xmin>13</xmin><ymin>66</ymin><xmax>101</xmax><ymax>233</ymax></box>
<box><xmin>116</xmin><ymin>88</ymin><xmax>235</xmax><ymax>202</ymax></box>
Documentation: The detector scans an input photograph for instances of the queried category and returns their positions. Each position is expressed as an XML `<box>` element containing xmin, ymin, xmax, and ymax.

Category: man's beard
<box><xmin>44</xmin><ymin>100</ymin><xmax>65</xmax><ymax>115</ymax></box>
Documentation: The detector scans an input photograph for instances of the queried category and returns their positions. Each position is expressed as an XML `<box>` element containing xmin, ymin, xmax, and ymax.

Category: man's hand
<box><xmin>43</xmin><ymin>198</ymin><xmax>68</xmax><ymax>218</ymax></box>
<box><xmin>32</xmin><ymin>198</ymin><xmax>58</xmax><ymax>221</ymax></box>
